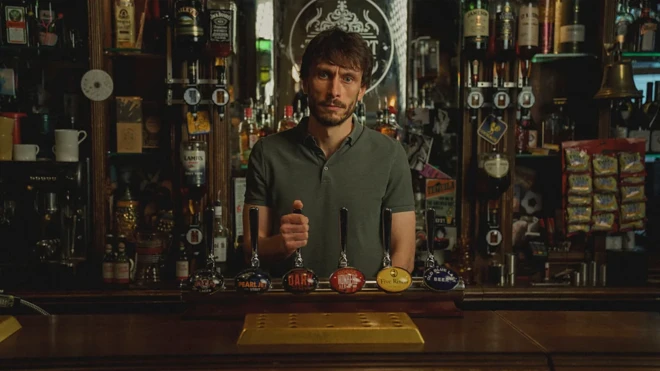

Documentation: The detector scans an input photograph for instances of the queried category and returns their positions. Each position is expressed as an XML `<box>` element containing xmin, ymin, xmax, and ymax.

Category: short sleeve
<box><xmin>383</xmin><ymin>143</ymin><xmax>415</xmax><ymax>213</ymax></box>
<box><xmin>244</xmin><ymin>140</ymin><xmax>269</xmax><ymax>206</ymax></box>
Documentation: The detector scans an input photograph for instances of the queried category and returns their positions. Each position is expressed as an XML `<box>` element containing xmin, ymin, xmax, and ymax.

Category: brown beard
<box><xmin>308</xmin><ymin>93</ymin><xmax>359</xmax><ymax>127</ymax></box>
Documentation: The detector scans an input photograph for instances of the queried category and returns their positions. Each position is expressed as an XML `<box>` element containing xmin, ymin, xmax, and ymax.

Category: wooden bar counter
<box><xmin>1</xmin><ymin>309</ymin><xmax>660</xmax><ymax>370</ymax></box>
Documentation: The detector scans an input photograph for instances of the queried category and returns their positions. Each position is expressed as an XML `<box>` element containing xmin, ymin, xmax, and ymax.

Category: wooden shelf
<box><xmin>104</xmin><ymin>48</ymin><xmax>165</xmax><ymax>59</ymax></box>
<box><xmin>531</xmin><ymin>53</ymin><xmax>597</xmax><ymax>63</ymax></box>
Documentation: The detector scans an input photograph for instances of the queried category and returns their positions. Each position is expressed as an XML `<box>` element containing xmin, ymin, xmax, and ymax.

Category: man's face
<box><xmin>303</xmin><ymin>61</ymin><xmax>366</xmax><ymax>127</ymax></box>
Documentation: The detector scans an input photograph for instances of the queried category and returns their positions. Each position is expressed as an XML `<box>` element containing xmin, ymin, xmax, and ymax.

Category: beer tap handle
<box><xmin>338</xmin><ymin>207</ymin><xmax>348</xmax><ymax>268</ymax></box>
<box><xmin>425</xmin><ymin>208</ymin><xmax>436</xmax><ymax>268</ymax></box>
<box><xmin>293</xmin><ymin>208</ymin><xmax>304</xmax><ymax>268</ymax></box>
<box><xmin>382</xmin><ymin>208</ymin><xmax>392</xmax><ymax>268</ymax></box>
<box><xmin>249</xmin><ymin>207</ymin><xmax>260</xmax><ymax>268</ymax></box>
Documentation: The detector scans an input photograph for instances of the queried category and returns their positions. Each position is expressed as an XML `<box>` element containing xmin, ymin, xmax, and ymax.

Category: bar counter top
<box><xmin>1</xmin><ymin>311</ymin><xmax>659</xmax><ymax>370</ymax></box>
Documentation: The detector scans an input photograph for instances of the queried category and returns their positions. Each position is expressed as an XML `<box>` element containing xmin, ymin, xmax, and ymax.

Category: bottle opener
<box><xmin>376</xmin><ymin>208</ymin><xmax>412</xmax><ymax>293</ymax></box>
<box><xmin>329</xmin><ymin>207</ymin><xmax>365</xmax><ymax>294</ymax></box>
<box><xmin>282</xmin><ymin>208</ymin><xmax>319</xmax><ymax>294</ymax></box>
<box><xmin>422</xmin><ymin>208</ymin><xmax>461</xmax><ymax>292</ymax></box>
<box><xmin>235</xmin><ymin>207</ymin><xmax>271</xmax><ymax>294</ymax></box>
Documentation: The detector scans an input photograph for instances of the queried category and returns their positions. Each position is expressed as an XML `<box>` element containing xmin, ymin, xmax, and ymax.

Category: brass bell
<box><xmin>594</xmin><ymin>60</ymin><xmax>642</xmax><ymax>100</ymax></box>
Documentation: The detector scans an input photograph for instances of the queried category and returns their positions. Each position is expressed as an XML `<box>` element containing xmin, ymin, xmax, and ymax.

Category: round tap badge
<box><xmin>329</xmin><ymin>267</ymin><xmax>365</xmax><ymax>294</ymax></box>
<box><xmin>423</xmin><ymin>266</ymin><xmax>460</xmax><ymax>292</ymax></box>
<box><xmin>288</xmin><ymin>0</ymin><xmax>393</xmax><ymax>94</ymax></box>
<box><xmin>282</xmin><ymin>267</ymin><xmax>319</xmax><ymax>294</ymax></box>
<box><xmin>376</xmin><ymin>267</ymin><xmax>412</xmax><ymax>293</ymax></box>
<box><xmin>235</xmin><ymin>269</ymin><xmax>271</xmax><ymax>294</ymax></box>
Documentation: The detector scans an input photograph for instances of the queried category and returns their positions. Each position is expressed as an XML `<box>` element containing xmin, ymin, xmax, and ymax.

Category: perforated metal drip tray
<box><xmin>237</xmin><ymin>312</ymin><xmax>424</xmax><ymax>347</ymax></box>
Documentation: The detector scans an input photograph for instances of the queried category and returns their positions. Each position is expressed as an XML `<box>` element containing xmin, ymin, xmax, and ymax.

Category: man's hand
<box><xmin>279</xmin><ymin>200</ymin><xmax>309</xmax><ymax>256</ymax></box>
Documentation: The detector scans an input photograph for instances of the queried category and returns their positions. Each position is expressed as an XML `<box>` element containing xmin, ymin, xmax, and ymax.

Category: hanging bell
<box><xmin>594</xmin><ymin>60</ymin><xmax>642</xmax><ymax>100</ymax></box>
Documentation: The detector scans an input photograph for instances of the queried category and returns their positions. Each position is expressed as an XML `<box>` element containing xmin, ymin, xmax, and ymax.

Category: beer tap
<box><xmin>183</xmin><ymin>59</ymin><xmax>202</xmax><ymax>120</ymax></box>
<box><xmin>467</xmin><ymin>59</ymin><xmax>485</xmax><ymax>126</ymax></box>
<box><xmin>211</xmin><ymin>58</ymin><xmax>230</xmax><ymax>120</ymax></box>
<box><xmin>516</xmin><ymin>59</ymin><xmax>536</xmax><ymax>154</ymax></box>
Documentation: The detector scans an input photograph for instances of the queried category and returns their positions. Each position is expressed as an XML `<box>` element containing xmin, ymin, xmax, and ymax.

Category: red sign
<box><xmin>329</xmin><ymin>267</ymin><xmax>365</xmax><ymax>294</ymax></box>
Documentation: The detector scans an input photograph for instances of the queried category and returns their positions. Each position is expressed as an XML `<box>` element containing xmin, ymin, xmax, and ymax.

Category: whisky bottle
<box><xmin>114</xmin><ymin>236</ymin><xmax>131</xmax><ymax>287</ymax></box>
<box><xmin>489</xmin><ymin>0</ymin><xmax>517</xmax><ymax>62</ymax></box>
<box><xmin>238</xmin><ymin>107</ymin><xmax>259</xmax><ymax>166</ymax></box>
<box><xmin>114</xmin><ymin>0</ymin><xmax>136</xmax><ymax>48</ymax></box>
<box><xmin>175</xmin><ymin>241</ymin><xmax>189</xmax><ymax>284</ymax></box>
<box><xmin>277</xmin><ymin>105</ymin><xmax>297</xmax><ymax>132</ymax></box>
<box><xmin>517</xmin><ymin>0</ymin><xmax>540</xmax><ymax>60</ymax></box>
<box><xmin>174</xmin><ymin>0</ymin><xmax>205</xmax><ymax>55</ymax></box>
<box><xmin>630</xmin><ymin>0</ymin><xmax>658</xmax><ymax>52</ymax></box>
<box><xmin>559</xmin><ymin>0</ymin><xmax>586</xmax><ymax>53</ymax></box>
<box><xmin>539</xmin><ymin>0</ymin><xmax>555</xmax><ymax>54</ymax></box>
<box><xmin>213</xmin><ymin>200</ymin><xmax>230</xmax><ymax>274</ymax></box>
<box><xmin>180</xmin><ymin>137</ymin><xmax>207</xmax><ymax>201</ymax></box>
<box><xmin>464</xmin><ymin>0</ymin><xmax>490</xmax><ymax>61</ymax></box>
<box><xmin>206</xmin><ymin>0</ymin><xmax>237</xmax><ymax>58</ymax></box>
<box><xmin>102</xmin><ymin>234</ymin><xmax>115</xmax><ymax>287</ymax></box>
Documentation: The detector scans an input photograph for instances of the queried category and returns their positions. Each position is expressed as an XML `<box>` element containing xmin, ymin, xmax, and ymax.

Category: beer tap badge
<box><xmin>288</xmin><ymin>0</ymin><xmax>393</xmax><ymax>94</ymax></box>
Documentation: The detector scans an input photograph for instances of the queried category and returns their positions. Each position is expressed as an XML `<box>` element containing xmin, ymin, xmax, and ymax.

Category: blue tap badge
<box><xmin>423</xmin><ymin>266</ymin><xmax>461</xmax><ymax>292</ymax></box>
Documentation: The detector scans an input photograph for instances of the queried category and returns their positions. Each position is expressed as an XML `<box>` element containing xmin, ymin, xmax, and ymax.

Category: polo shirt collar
<box><xmin>296</xmin><ymin>114</ymin><xmax>363</xmax><ymax>147</ymax></box>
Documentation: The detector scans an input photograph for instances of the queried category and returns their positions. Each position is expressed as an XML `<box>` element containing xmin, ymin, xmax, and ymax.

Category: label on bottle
<box><xmin>640</xmin><ymin>22</ymin><xmax>658</xmax><ymax>52</ymax></box>
<box><xmin>248</xmin><ymin>134</ymin><xmax>259</xmax><ymax>149</ymax></box>
<box><xmin>182</xmin><ymin>149</ymin><xmax>206</xmax><ymax>187</ymax></box>
<box><xmin>176</xmin><ymin>260</ymin><xmax>189</xmax><ymax>280</ymax></box>
<box><xmin>114</xmin><ymin>262</ymin><xmax>130</xmax><ymax>284</ymax></box>
<box><xmin>176</xmin><ymin>6</ymin><xmax>204</xmax><ymax>37</ymax></box>
<box><xmin>209</xmin><ymin>9</ymin><xmax>232</xmax><ymax>44</ymax></box>
<box><xmin>496</xmin><ymin>5</ymin><xmax>515</xmax><ymax>43</ymax></box>
<box><xmin>114</xmin><ymin>4</ymin><xmax>135</xmax><ymax>47</ymax></box>
<box><xmin>5</xmin><ymin>6</ymin><xmax>27</xmax><ymax>45</ymax></box>
<box><xmin>102</xmin><ymin>262</ymin><xmax>114</xmax><ymax>283</ymax></box>
<box><xmin>213</xmin><ymin>236</ymin><xmax>228</xmax><ymax>262</ymax></box>
<box><xmin>560</xmin><ymin>24</ymin><xmax>585</xmax><ymax>43</ymax></box>
<box><xmin>518</xmin><ymin>5</ymin><xmax>539</xmax><ymax>47</ymax></box>
<box><xmin>553</xmin><ymin>0</ymin><xmax>563</xmax><ymax>51</ymax></box>
<box><xmin>484</xmin><ymin>158</ymin><xmax>509</xmax><ymax>179</ymax></box>
<box><xmin>464</xmin><ymin>9</ymin><xmax>489</xmax><ymax>38</ymax></box>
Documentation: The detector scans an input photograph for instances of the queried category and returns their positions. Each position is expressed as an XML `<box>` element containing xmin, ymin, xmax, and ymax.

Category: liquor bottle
<box><xmin>642</xmin><ymin>81</ymin><xmax>655</xmax><ymax>117</ymax></box>
<box><xmin>206</xmin><ymin>0</ymin><xmax>237</xmax><ymax>58</ymax></box>
<box><xmin>293</xmin><ymin>100</ymin><xmax>304</xmax><ymax>123</ymax></box>
<box><xmin>175</xmin><ymin>241</ymin><xmax>190</xmax><ymax>284</ymax></box>
<box><xmin>559</xmin><ymin>0</ymin><xmax>586</xmax><ymax>53</ymax></box>
<box><xmin>463</xmin><ymin>0</ymin><xmax>490</xmax><ymax>62</ymax></box>
<box><xmin>651</xmin><ymin>82</ymin><xmax>660</xmax><ymax>152</ymax></box>
<box><xmin>616</xmin><ymin>0</ymin><xmax>635</xmax><ymax>51</ymax></box>
<box><xmin>539</xmin><ymin>0</ymin><xmax>555</xmax><ymax>54</ymax></box>
<box><xmin>181</xmin><ymin>137</ymin><xmax>207</xmax><ymax>201</ymax></box>
<box><xmin>238</xmin><ymin>107</ymin><xmax>259</xmax><ymax>166</ymax></box>
<box><xmin>553</xmin><ymin>0</ymin><xmax>563</xmax><ymax>53</ymax></box>
<box><xmin>517</xmin><ymin>0</ymin><xmax>540</xmax><ymax>60</ymax></box>
<box><xmin>114</xmin><ymin>236</ymin><xmax>131</xmax><ymax>287</ymax></box>
<box><xmin>102</xmin><ymin>234</ymin><xmax>115</xmax><ymax>287</ymax></box>
<box><xmin>277</xmin><ymin>105</ymin><xmax>297</xmax><ymax>132</ymax></box>
<box><xmin>174</xmin><ymin>0</ymin><xmax>205</xmax><ymax>55</ymax></box>
<box><xmin>258</xmin><ymin>112</ymin><xmax>273</xmax><ymax>138</ymax></box>
<box><xmin>489</xmin><ymin>0</ymin><xmax>517</xmax><ymax>62</ymax></box>
<box><xmin>213</xmin><ymin>200</ymin><xmax>230</xmax><ymax>273</ymax></box>
<box><xmin>630</xmin><ymin>0</ymin><xmax>658</xmax><ymax>52</ymax></box>
<box><xmin>114</xmin><ymin>0</ymin><xmax>135</xmax><ymax>48</ymax></box>
<box><xmin>114</xmin><ymin>173</ymin><xmax>140</xmax><ymax>242</ymax></box>
<box><xmin>1</xmin><ymin>0</ymin><xmax>30</xmax><ymax>46</ymax></box>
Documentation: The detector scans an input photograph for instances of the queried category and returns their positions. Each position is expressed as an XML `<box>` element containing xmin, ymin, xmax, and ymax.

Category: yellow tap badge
<box><xmin>376</xmin><ymin>267</ymin><xmax>412</xmax><ymax>293</ymax></box>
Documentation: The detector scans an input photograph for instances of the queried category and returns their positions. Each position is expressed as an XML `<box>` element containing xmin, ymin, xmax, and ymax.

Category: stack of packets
<box><xmin>563</xmin><ymin>138</ymin><xmax>646</xmax><ymax>236</ymax></box>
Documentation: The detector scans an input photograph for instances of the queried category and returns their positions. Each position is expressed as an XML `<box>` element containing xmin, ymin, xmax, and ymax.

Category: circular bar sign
<box><xmin>329</xmin><ymin>267</ymin><xmax>365</xmax><ymax>294</ymax></box>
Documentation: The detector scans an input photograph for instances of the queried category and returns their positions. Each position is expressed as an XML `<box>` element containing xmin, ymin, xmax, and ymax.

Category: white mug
<box><xmin>13</xmin><ymin>144</ymin><xmax>39</xmax><ymax>161</ymax></box>
<box><xmin>54</xmin><ymin>129</ymin><xmax>87</xmax><ymax>162</ymax></box>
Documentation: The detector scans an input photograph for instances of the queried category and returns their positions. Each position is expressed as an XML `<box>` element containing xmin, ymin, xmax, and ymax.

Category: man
<box><xmin>243</xmin><ymin>28</ymin><xmax>415</xmax><ymax>278</ymax></box>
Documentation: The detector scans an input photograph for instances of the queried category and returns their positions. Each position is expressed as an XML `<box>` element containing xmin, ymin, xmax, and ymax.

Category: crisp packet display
<box><xmin>620</xmin><ymin>219</ymin><xmax>645</xmax><ymax>231</ymax></box>
<box><xmin>567</xmin><ymin>223</ymin><xmax>590</xmax><ymax>234</ymax></box>
<box><xmin>619</xmin><ymin>152</ymin><xmax>645</xmax><ymax>174</ymax></box>
<box><xmin>568</xmin><ymin>174</ymin><xmax>592</xmax><ymax>195</ymax></box>
<box><xmin>621</xmin><ymin>202</ymin><xmax>646</xmax><ymax>223</ymax></box>
<box><xmin>594</xmin><ymin>176</ymin><xmax>618</xmax><ymax>193</ymax></box>
<box><xmin>567</xmin><ymin>206</ymin><xmax>592</xmax><ymax>224</ymax></box>
<box><xmin>593</xmin><ymin>193</ymin><xmax>618</xmax><ymax>213</ymax></box>
<box><xmin>621</xmin><ymin>176</ymin><xmax>645</xmax><ymax>185</ymax></box>
<box><xmin>592</xmin><ymin>213</ymin><xmax>616</xmax><ymax>232</ymax></box>
<box><xmin>621</xmin><ymin>185</ymin><xmax>645</xmax><ymax>203</ymax></box>
<box><xmin>568</xmin><ymin>195</ymin><xmax>591</xmax><ymax>206</ymax></box>
<box><xmin>593</xmin><ymin>154</ymin><xmax>618</xmax><ymax>176</ymax></box>
<box><xmin>565</xmin><ymin>148</ymin><xmax>591</xmax><ymax>172</ymax></box>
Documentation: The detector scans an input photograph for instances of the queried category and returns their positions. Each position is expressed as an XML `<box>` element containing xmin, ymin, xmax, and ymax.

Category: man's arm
<box><xmin>390</xmin><ymin>211</ymin><xmax>416</xmax><ymax>272</ymax></box>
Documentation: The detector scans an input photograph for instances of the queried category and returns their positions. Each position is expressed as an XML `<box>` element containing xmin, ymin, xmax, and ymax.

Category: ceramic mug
<box><xmin>13</xmin><ymin>144</ymin><xmax>39</xmax><ymax>161</ymax></box>
<box><xmin>54</xmin><ymin>129</ymin><xmax>87</xmax><ymax>162</ymax></box>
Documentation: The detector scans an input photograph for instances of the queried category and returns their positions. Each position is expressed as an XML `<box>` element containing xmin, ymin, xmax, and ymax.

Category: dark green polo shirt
<box><xmin>244</xmin><ymin>116</ymin><xmax>414</xmax><ymax>278</ymax></box>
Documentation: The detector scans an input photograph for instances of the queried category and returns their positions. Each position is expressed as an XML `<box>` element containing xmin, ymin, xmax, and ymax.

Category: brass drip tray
<box><xmin>237</xmin><ymin>312</ymin><xmax>424</xmax><ymax>346</ymax></box>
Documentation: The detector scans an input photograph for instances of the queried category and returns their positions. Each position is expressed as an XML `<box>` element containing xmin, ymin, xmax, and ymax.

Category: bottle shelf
<box><xmin>515</xmin><ymin>153</ymin><xmax>559</xmax><ymax>159</ymax></box>
<box><xmin>107</xmin><ymin>151</ymin><xmax>165</xmax><ymax>160</ymax></box>
<box><xmin>622</xmin><ymin>52</ymin><xmax>660</xmax><ymax>60</ymax></box>
<box><xmin>531</xmin><ymin>53</ymin><xmax>597</xmax><ymax>64</ymax></box>
<box><xmin>0</xmin><ymin>45</ymin><xmax>87</xmax><ymax>61</ymax></box>
<box><xmin>103</xmin><ymin>48</ymin><xmax>165</xmax><ymax>59</ymax></box>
